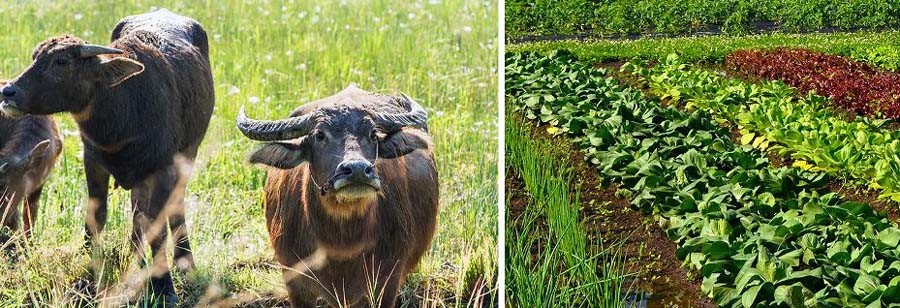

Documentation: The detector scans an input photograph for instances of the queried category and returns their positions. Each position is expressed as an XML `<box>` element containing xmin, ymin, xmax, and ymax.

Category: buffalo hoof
<box><xmin>65</xmin><ymin>277</ymin><xmax>97</xmax><ymax>307</ymax></box>
<box><xmin>0</xmin><ymin>236</ymin><xmax>17</xmax><ymax>261</ymax></box>
<box><xmin>149</xmin><ymin>272</ymin><xmax>179</xmax><ymax>307</ymax></box>
<box><xmin>174</xmin><ymin>254</ymin><xmax>195</xmax><ymax>273</ymax></box>
<box><xmin>149</xmin><ymin>291</ymin><xmax>179</xmax><ymax>307</ymax></box>
<box><xmin>0</xmin><ymin>232</ymin><xmax>12</xmax><ymax>252</ymax></box>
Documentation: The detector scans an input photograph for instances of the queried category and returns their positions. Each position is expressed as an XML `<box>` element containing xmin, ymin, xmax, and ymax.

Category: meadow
<box><xmin>0</xmin><ymin>0</ymin><xmax>498</xmax><ymax>306</ymax></box>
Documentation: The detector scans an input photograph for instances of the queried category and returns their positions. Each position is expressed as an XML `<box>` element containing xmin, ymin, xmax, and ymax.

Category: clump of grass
<box><xmin>0</xmin><ymin>0</ymin><xmax>496</xmax><ymax>306</ymax></box>
<box><xmin>506</xmin><ymin>114</ymin><xmax>635</xmax><ymax>307</ymax></box>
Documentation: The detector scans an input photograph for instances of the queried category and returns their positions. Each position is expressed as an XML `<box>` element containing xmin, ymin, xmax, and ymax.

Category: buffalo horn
<box><xmin>78</xmin><ymin>44</ymin><xmax>125</xmax><ymax>58</ymax></box>
<box><xmin>237</xmin><ymin>106</ymin><xmax>317</xmax><ymax>141</ymax></box>
<box><xmin>373</xmin><ymin>93</ymin><xmax>428</xmax><ymax>132</ymax></box>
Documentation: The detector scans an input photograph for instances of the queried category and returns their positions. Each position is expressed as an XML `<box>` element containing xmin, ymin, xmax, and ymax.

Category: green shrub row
<box><xmin>508</xmin><ymin>31</ymin><xmax>900</xmax><ymax>71</ymax></box>
<box><xmin>507</xmin><ymin>0</ymin><xmax>900</xmax><ymax>38</ymax></box>
<box><xmin>507</xmin><ymin>50</ymin><xmax>900</xmax><ymax>307</ymax></box>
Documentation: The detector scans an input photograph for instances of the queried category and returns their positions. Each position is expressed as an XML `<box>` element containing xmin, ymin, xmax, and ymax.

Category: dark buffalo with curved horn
<box><xmin>238</xmin><ymin>85</ymin><xmax>438</xmax><ymax>307</ymax></box>
<box><xmin>0</xmin><ymin>81</ymin><xmax>62</xmax><ymax>245</ymax></box>
<box><xmin>0</xmin><ymin>9</ymin><xmax>214</xmax><ymax>304</ymax></box>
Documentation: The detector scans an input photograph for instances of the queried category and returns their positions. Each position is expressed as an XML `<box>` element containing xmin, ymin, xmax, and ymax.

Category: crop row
<box><xmin>506</xmin><ymin>115</ymin><xmax>632</xmax><ymax>307</ymax></box>
<box><xmin>625</xmin><ymin>54</ymin><xmax>900</xmax><ymax>203</ymax></box>
<box><xmin>508</xmin><ymin>31</ymin><xmax>900</xmax><ymax>71</ymax></box>
<box><xmin>850</xmin><ymin>46</ymin><xmax>900</xmax><ymax>72</ymax></box>
<box><xmin>507</xmin><ymin>0</ymin><xmax>900</xmax><ymax>38</ymax></box>
<box><xmin>507</xmin><ymin>50</ymin><xmax>900</xmax><ymax>307</ymax></box>
<box><xmin>726</xmin><ymin>48</ymin><xmax>900</xmax><ymax>119</ymax></box>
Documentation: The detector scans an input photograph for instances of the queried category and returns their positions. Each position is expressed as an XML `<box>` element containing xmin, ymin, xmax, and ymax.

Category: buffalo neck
<box><xmin>72</xmin><ymin>92</ymin><xmax>130</xmax><ymax>150</ymax></box>
<box><xmin>304</xmin><ymin>173</ymin><xmax>379</xmax><ymax>250</ymax></box>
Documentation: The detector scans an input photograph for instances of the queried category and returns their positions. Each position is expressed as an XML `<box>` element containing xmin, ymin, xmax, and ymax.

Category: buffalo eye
<box><xmin>369</xmin><ymin>130</ymin><xmax>377</xmax><ymax>140</ymax></box>
<box><xmin>55</xmin><ymin>57</ymin><xmax>70</xmax><ymax>66</ymax></box>
<box><xmin>315</xmin><ymin>130</ymin><xmax>326</xmax><ymax>142</ymax></box>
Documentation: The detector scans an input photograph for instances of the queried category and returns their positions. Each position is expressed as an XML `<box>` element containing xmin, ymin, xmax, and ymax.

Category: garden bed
<box><xmin>507</xmin><ymin>50</ymin><xmax>900</xmax><ymax>307</ymax></box>
<box><xmin>507</xmin><ymin>118</ymin><xmax>715</xmax><ymax>308</ymax></box>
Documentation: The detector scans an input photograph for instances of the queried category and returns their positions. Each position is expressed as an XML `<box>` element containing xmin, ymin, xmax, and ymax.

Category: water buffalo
<box><xmin>0</xmin><ymin>9</ymin><xmax>214</xmax><ymax>304</ymax></box>
<box><xmin>237</xmin><ymin>85</ymin><xmax>439</xmax><ymax>307</ymax></box>
<box><xmin>0</xmin><ymin>81</ymin><xmax>62</xmax><ymax>245</ymax></box>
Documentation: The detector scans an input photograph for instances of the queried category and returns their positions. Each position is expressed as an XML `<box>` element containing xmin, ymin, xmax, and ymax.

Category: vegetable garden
<box><xmin>506</xmin><ymin>28</ymin><xmax>900</xmax><ymax>307</ymax></box>
<box><xmin>507</xmin><ymin>0</ymin><xmax>900</xmax><ymax>39</ymax></box>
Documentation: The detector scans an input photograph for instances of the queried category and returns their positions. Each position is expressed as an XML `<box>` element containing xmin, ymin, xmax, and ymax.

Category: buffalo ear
<box><xmin>8</xmin><ymin>140</ymin><xmax>51</xmax><ymax>172</ymax></box>
<box><xmin>248</xmin><ymin>141</ymin><xmax>309</xmax><ymax>169</ymax></box>
<box><xmin>25</xmin><ymin>140</ymin><xmax>51</xmax><ymax>168</ymax></box>
<box><xmin>99</xmin><ymin>57</ymin><xmax>144</xmax><ymax>87</ymax></box>
<box><xmin>378</xmin><ymin>129</ymin><xmax>431</xmax><ymax>159</ymax></box>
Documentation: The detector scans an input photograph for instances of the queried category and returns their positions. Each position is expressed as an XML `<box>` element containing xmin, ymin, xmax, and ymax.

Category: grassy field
<box><xmin>0</xmin><ymin>0</ymin><xmax>497</xmax><ymax>306</ymax></box>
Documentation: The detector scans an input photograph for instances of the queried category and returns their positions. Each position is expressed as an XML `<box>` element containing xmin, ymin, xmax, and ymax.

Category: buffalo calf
<box><xmin>0</xmin><ymin>81</ymin><xmax>62</xmax><ymax>245</ymax></box>
<box><xmin>0</xmin><ymin>9</ymin><xmax>214</xmax><ymax>305</ymax></box>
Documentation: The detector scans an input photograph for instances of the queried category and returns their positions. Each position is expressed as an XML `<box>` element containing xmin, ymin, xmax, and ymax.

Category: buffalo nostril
<box><xmin>337</xmin><ymin>160</ymin><xmax>374</xmax><ymax>179</ymax></box>
<box><xmin>1</xmin><ymin>86</ymin><xmax>15</xmax><ymax>98</ymax></box>
<box><xmin>337</xmin><ymin>164</ymin><xmax>352</xmax><ymax>175</ymax></box>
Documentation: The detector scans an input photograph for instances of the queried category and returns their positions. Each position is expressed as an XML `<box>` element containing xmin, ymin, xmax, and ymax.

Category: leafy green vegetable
<box><xmin>508</xmin><ymin>31</ymin><xmax>900</xmax><ymax>71</ymax></box>
<box><xmin>507</xmin><ymin>50</ymin><xmax>900</xmax><ymax>307</ymax></box>
<box><xmin>624</xmin><ymin>54</ymin><xmax>900</xmax><ymax>203</ymax></box>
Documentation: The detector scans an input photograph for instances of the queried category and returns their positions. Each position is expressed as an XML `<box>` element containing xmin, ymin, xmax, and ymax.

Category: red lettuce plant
<box><xmin>726</xmin><ymin>48</ymin><xmax>900</xmax><ymax>119</ymax></box>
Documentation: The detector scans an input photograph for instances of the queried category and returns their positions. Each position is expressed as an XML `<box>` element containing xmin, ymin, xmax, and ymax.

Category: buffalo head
<box><xmin>237</xmin><ymin>88</ymin><xmax>430</xmax><ymax>216</ymax></box>
<box><xmin>0</xmin><ymin>36</ymin><xmax>144</xmax><ymax>118</ymax></box>
<box><xmin>0</xmin><ymin>140</ymin><xmax>51</xmax><ymax>199</ymax></box>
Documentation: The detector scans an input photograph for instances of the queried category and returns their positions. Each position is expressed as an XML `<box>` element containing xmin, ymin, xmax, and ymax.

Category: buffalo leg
<box><xmin>370</xmin><ymin>260</ymin><xmax>403</xmax><ymax>308</ymax></box>
<box><xmin>284</xmin><ymin>271</ymin><xmax>318</xmax><ymax>308</ymax></box>
<box><xmin>170</xmin><ymin>209</ymin><xmax>193</xmax><ymax>272</ymax></box>
<box><xmin>131</xmin><ymin>166</ymin><xmax>178</xmax><ymax>305</ymax></box>
<box><xmin>84</xmin><ymin>157</ymin><xmax>110</xmax><ymax>248</ymax></box>
<box><xmin>22</xmin><ymin>185</ymin><xmax>43</xmax><ymax>236</ymax></box>
<box><xmin>0</xmin><ymin>192</ymin><xmax>19</xmax><ymax>244</ymax></box>
<box><xmin>170</xmin><ymin>161</ymin><xmax>193</xmax><ymax>272</ymax></box>
<box><xmin>376</xmin><ymin>278</ymin><xmax>401</xmax><ymax>308</ymax></box>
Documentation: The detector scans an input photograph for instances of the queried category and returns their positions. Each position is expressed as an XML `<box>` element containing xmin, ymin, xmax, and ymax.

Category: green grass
<box><xmin>505</xmin><ymin>114</ymin><xmax>633</xmax><ymax>307</ymax></box>
<box><xmin>0</xmin><ymin>0</ymin><xmax>497</xmax><ymax>306</ymax></box>
<box><xmin>508</xmin><ymin>31</ymin><xmax>900</xmax><ymax>68</ymax></box>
